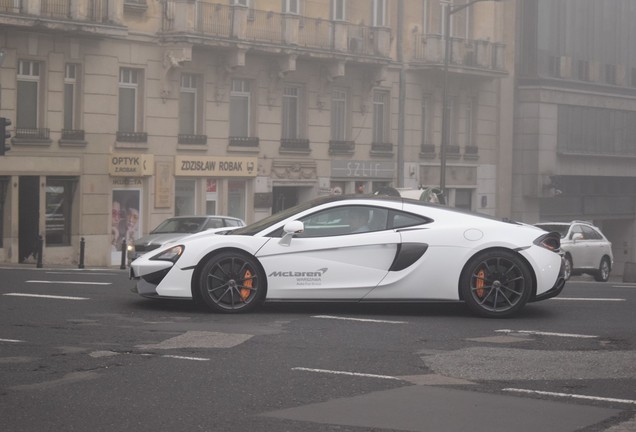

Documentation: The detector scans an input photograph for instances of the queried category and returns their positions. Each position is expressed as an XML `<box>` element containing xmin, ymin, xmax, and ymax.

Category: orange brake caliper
<box><xmin>240</xmin><ymin>269</ymin><xmax>252</xmax><ymax>301</ymax></box>
<box><xmin>475</xmin><ymin>269</ymin><xmax>485</xmax><ymax>298</ymax></box>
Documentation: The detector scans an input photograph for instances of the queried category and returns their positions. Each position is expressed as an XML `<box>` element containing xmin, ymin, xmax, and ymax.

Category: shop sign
<box><xmin>331</xmin><ymin>160</ymin><xmax>394</xmax><ymax>179</ymax></box>
<box><xmin>175</xmin><ymin>156</ymin><xmax>257</xmax><ymax>177</ymax></box>
<box><xmin>109</xmin><ymin>154</ymin><xmax>154</xmax><ymax>177</ymax></box>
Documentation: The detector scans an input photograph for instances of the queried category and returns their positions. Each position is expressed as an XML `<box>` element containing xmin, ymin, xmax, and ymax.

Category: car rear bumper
<box><xmin>531</xmin><ymin>254</ymin><xmax>566</xmax><ymax>302</ymax></box>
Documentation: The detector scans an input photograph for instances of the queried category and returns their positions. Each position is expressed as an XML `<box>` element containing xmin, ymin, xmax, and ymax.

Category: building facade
<box><xmin>513</xmin><ymin>0</ymin><xmax>636</xmax><ymax>277</ymax></box>
<box><xmin>0</xmin><ymin>0</ymin><xmax>510</xmax><ymax>267</ymax></box>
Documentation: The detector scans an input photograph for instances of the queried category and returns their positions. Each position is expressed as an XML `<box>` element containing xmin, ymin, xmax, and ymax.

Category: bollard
<box><xmin>120</xmin><ymin>239</ymin><xmax>127</xmax><ymax>270</ymax></box>
<box><xmin>36</xmin><ymin>235</ymin><xmax>43</xmax><ymax>268</ymax></box>
<box><xmin>78</xmin><ymin>237</ymin><xmax>85</xmax><ymax>269</ymax></box>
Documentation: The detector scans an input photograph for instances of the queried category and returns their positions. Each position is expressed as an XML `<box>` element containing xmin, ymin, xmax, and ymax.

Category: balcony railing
<box><xmin>15</xmin><ymin>127</ymin><xmax>50</xmax><ymax>140</ymax></box>
<box><xmin>163</xmin><ymin>1</ymin><xmax>391</xmax><ymax>58</ymax></box>
<box><xmin>0</xmin><ymin>0</ymin><xmax>21</xmax><ymax>13</ymax></box>
<box><xmin>371</xmin><ymin>142</ymin><xmax>393</xmax><ymax>154</ymax></box>
<box><xmin>328</xmin><ymin>140</ymin><xmax>355</xmax><ymax>154</ymax></box>
<box><xmin>116</xmin><ymin>131</ymin><xmax>148</xmax><ymax>143</ymax></box>
<box><xmin>280</xmin><ymin>138</ymin><xmax>310</xmax><ymax>152</ymax></box>
<box><xmin>40</xmin><ymin>0</ymin><xmax>71</xmax><ymax>19</ymax></box>
<box><xmin>178</xmin><ymin>134</ymin><xmax>207</xmax><ymax>145</ymax></box>
<box><xmin>229</xmin><ymin>136</ymin><xmax>259</xmax><ymax>147</ymax></box>
<box><xmin>61</xmin><ymin>129</ymin><xmax>85</xmax><ymax>140</ymax></box>
<box><xmin>413</xmin><ymin>34</ymin><xmax>506</xmax><ymax>73</ymax></box>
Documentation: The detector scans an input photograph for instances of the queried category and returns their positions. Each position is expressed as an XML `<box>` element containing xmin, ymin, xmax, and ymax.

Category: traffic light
<box><xmin>0</xmin><ymin>117</ymin><xmax>11</xmax><ymax>156</ymax></box>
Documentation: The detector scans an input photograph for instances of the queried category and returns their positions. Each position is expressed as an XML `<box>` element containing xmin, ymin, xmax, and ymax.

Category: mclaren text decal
<box><xmin>268</xmin><ymin>268</ymin><xmax>328</xmax><ymax>286</ymax></box>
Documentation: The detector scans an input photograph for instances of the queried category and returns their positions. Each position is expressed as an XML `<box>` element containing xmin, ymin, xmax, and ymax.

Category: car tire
<box><xmin>594</xmin><ymin>257</ymin><xmax>611</xmax><ymax>282</ymax></box>
<box><xmin>197</xmin><ymin>251</ymin><xmax>266</xmax><ymax>313</ymax></box>
<box><xmin>563</xmin><ymin>254</ymin><xmax>573</xmax><ymax>281</ymax></box>
<box><xmin>460</xmin><ymin>249</ymin><xmax>533</xmax><ymax>318</ymax></box>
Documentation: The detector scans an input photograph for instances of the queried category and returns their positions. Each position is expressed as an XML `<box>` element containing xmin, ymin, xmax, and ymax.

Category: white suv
<box><xmin>534</xmin><ymin>221</ymin><xmax>613</xmax><ymax>282</ymax></box>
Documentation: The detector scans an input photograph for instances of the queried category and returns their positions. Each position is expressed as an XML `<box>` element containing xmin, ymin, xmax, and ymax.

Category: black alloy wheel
<box><xmin>198</xmin><ymin>251</ymin><xmax>266</xmax><ymax>313</ymax></box>
<box><xmin>460</xmin><ymin>250</ymin><xmax>533</xmax><ymax>318</ymax></box>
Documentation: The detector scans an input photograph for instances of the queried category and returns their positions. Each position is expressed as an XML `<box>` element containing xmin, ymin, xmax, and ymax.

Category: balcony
<box><xmin>280</xmin><ymin>138</ymin><xmax>310</xmax><ymax>154</ymax></box>
<box><xmin>162</xmin><ymin>2</ymin><xmax>391</xmax><ymax>62</ymax></box>
<box><xmin>116</xmin><ymin>131</ymin><xmax>147</xmax><ymax>143</ymax></box>
<box><xmin>370</xmin><ymin>142</ymin><xmax>393</xmax><ymax>157</ymax></box>
<box><xmin>178</xmin><ymin>134</ymin><xmax>207</xmax><ymax>145</ymax></box>
<box><xmin>412</xmin><ymin>34</ymin><xmax>507</xmax><ymax>76</ymax></box>
<box><xmin>0</xmin><ymin>0</ymin><xmax>127</xmax><ymax>37</ymax></box>
<box><xmin>328</xmin><ymin>140</ymin><xmax>355</xmax><ymax>155</ymax></box>
<box><xmin>11</xmin><ymin>127</ymin><xmax>52</xmax><ymax>146</ymax></box>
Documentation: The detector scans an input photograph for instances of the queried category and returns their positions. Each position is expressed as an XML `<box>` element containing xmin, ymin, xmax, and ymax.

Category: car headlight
<box><xmin>127</xmin><ymin>244</ymin><xmax>135</xmax><ymax>253</ymax></box>
<box><xmin>150</xmin><ymin>245</ymin><xmax>184</xmax><ymax>263</ymax></box>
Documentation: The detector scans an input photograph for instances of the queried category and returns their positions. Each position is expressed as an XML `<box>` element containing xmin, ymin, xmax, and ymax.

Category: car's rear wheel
<box><xmin>594</xmin><ymin>257</ymin><xmax>611</xmax><ymax>282</ymax></box>
<box><xmin>460</xmin><ymin>250</ymin><xmax>533</xmax><ymax>318</ymax></box>
<box><xmin>563</xmin><ymin>254</ymin><xmax>573</xmax><ymax>280</ymax></box>
<box><xmin>198</xmin><ymin>251</ymin><xmax>266</xmax><ymax>313</ymax></box>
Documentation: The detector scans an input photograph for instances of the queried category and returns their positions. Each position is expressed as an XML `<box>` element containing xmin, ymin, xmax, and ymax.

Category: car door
<box><xmin>568</xmin><ymin>224</ymin><xmax>590</xmax><ymax>268</ymax></box>
<box><xmin>255</xmin><ymin>206</ymin><xmax>401</xmax><ymax>300</ymax></box>
<box><xmin>582</xmin><ymin>225</ymin><xmax>605</xmax><ymax>268</ymax></box>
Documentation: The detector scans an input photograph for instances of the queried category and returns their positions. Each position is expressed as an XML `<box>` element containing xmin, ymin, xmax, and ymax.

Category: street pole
<box><xmin>439</xmin><ymin>0</ymin><xmax>500</xmax><ymax>202</ymax></box>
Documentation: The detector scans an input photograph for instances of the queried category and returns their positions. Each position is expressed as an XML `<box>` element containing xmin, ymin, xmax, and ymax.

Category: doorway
<box><xmin>19</xmin><ymin>176</ymin><xmax>40</xmax><ymax>263</ymax></box>
<box><xmin>272</xmin><ymin>187</ymin><xmax>299</xmax><ymax>214</ymax></box>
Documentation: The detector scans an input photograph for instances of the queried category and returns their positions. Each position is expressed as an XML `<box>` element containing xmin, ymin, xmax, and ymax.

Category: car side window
<box><xmin>570</xmin><ymin>225</ymin><xmax>583</xmax><ymax>239</ymax></box>
<box><xmin>389</xmin><ymin>210</ymin><xmax>431</xmax><ymax>229</ymax></box>
<box><xmin>582</xmin><ymin>225</ymin><xmax>602</xmax><ymax>240</ymax></box>
<box><xmin>224</xmin><ymin>219</ymin><xmax>243</xmax><ymax>227</ymax></box>
<box><xmin>204</xmin><ymin>219</ymin><xmax>223</xmax><ymax>229</ymax></box>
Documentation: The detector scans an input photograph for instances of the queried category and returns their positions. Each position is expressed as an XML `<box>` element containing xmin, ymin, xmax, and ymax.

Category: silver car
<box><xmin>535</xmin><ymin>221</ymin><xmax>613</xmax><ymax>282</ymax></box>
<box><xmin>128</xmin><ymin>215</ymin><xmax>245</xmax><ymax>262</ymax></box>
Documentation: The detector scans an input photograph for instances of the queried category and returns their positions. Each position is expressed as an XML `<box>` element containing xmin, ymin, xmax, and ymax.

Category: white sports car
<box><xmin>130</xmin><ymin>195</ymin><xmax>565</xmax><ymax>318</ymax></box>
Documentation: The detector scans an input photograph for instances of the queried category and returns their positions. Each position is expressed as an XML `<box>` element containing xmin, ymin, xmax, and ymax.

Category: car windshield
<box><xmin>536</xmin><ymin>224</ymin><xmax>569</xmax><ymax>238</ymax></box>
<box><xmin>151</xmin><ymin>217</ymin><xmax>207</xmax><ymax>234</ymax></box>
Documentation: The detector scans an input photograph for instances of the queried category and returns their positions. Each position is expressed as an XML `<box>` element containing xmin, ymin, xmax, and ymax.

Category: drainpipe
<box><xmin>396</xmin><ymin>0</ymin><xmax>405</xmax><ymax>188</ymax></box>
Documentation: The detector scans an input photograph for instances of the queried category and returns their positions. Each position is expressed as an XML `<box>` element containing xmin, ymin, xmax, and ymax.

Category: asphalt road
<box><xmin>1</xmin><ymin>266</ymin><xmax>635</xmax><ymax>432</ymax></box>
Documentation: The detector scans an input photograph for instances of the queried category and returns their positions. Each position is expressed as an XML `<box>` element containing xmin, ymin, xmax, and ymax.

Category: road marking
<box><xmin>496</xmin><ymin>329</ymin><xmax>597</xmax><ymax>339</ymax></box>
<box><xmin>46</xmin><ymin>272</ymin><xmax>118</xmax><ymax>276</ymax></box>
<box><xmin>504</xmin><ymin>388</ymin><xmax>636</xmax><ymax>405</ymax></box>
<box><xmin>4</xmin><ymin>293</ymin><xmax>89</xmax><ymax>301</ymax></box>
<box><xmin>292</xmin><ymin>367</ymin><xmax>403</xmax><ymax>381</ymax></box>
<box><xmin>611</xmin><ymin>284</ymin><xmax>636</xmax><ymax>288</ymax></box>
<box><xmin>552</xmin><ymin>297</ymin><xmax>625</xmax><ymax>302</ymax></box>
<box><xmin>0</xmin><ymin>338</ymin><xmax>24</xmax><ymax>343</ymax></box>
<box><xmin>312</xmin><ymin>315</ymin><xmax>407</xmax><ymax>324</ymax></box>
<box><xmin>162</xmin><ymin>355</ymin><xmax>210</xmax><ymax>361</ymax></box>
<box><xmin>27</xmin><ymin>280</ymin><xmax>112</xmax><ymax>285</ymax></box>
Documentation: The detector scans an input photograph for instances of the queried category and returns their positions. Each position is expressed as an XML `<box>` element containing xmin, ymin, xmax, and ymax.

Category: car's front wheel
<box><xmin>460</xmin><ymin>250</ymin><xmax>533</xmax><ymax>318</ymax></box>
<box><xmin>198</xmin><ymin>251</ymin><xmax>266</xmax><ymax>313</ymax></box>
<box><xmin>594</xmin><ymin>257</ymin><xmax>611</xmax><ymax>282</ymax></box>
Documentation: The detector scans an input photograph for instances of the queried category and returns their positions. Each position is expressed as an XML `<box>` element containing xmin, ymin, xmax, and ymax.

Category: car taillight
<box><xmin>534</xmin><ymin>232</ymin><xmax>561</xmax><ymax>252</ymax></box>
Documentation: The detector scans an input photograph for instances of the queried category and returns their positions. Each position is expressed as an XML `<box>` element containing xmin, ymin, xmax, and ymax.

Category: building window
<box><xmin>330</xmin><ymin>88</ymin><xmax>347</xmax><ymax>141</ymax></box>
<box><xmin>45</xmin><ymin>177</ymin><xmax>76</xmax><ymax>246</ymax></box>
<box><xmin>465</xmin><ymin>97</ymin><xmax>476</xmax><ymax>147</ymax></box>
<box><xmin>17</xmin><ymin>60</ymin><xmax>41</xmax><ymax>129</ymax></box>
<box><xmin>373</xmin><ymin>0</ymin><xmax>386</xmax><ymax>27</ymax></box>
<box><xmin>64</xmin><ymin>64</ymin><xmax>80</xmax><ymax>131</ymax></box>
<box><xmin>230</xmin><ymin>79</ymin><xmax>251</xmax><ymax>137</ymax></box>
<box><xmin>179</xmin><ymin>73</ymin><xmax>198</xmax><ymax>135</ymax></box>
<box><xmin>234</xmin><ymin>0</ymin><xmax>249</xmax><ymax>6</ymax></box>
<box><xmin>118</xmin><ymin>68</ymin><xmax>142</xmax><ymax>133</ymax></box>
<box><xmin>282</xmin><ymin>86</ymin><xmax>301</xmax><ymax>139</ymax></box>
<box><xmin>332</xmin><ymin>0</ymin><xmax>345</xmax><ymax>21</ymax></box>
<box><xmin>421</xmin><ymin>94</ymin><xmax>430</xmax><ymax>147</ymax></box>
<box><xmin>282</xmin><ymin>0</ymin><xmax>299</xmax><ymax>14</ymax></box>
<box><xmin>372</xmin><ymin>90</ymin><xmax>389</xmax><ymax>143</ymax></box>
<box><xmin>605</xmin><ymin>64</ymin><xmax>617</xmax><ymax>85</ymax></box>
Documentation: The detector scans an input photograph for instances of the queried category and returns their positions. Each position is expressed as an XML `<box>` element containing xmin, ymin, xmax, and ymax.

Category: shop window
<box><xmin>206</xmin><ymin>179</ymin><xmax>217</xmax><ymax>215</ymax></box>
<box><xmin>46</xmin><ymin>177</ymin><xmax>77</xmax><ymax>245</ymax></box>
<box><xmin>454</xmin><ymin>189</ymin><xmax>473</xmax><ymax>211</ymax></box>
<box><xmin>175</xmin><ymin>179</ymin><xmax>196</xmax><ymax>216</ymax></box>
<box><xmin>228</xmin><ymin>180</ymin><xmax>246</xmax><ymax>221</ymax></box>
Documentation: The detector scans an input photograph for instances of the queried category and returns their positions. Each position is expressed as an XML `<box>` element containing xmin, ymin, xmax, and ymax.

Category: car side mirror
<box><xmin>572</xmin><ymin>233</ymin><xmax>584</xmax><ymax>241</ymax></box>
<box><xmin>279</xmin><ymin>221</ymin><xmax>304</xmax><ymax>247</ymax></box>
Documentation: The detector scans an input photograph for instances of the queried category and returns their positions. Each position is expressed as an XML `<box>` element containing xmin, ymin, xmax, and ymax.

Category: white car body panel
<box><xmin>256</xmin><ymin>230</ymin><xmax>400</xmax><ymax>299</ymax></box>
